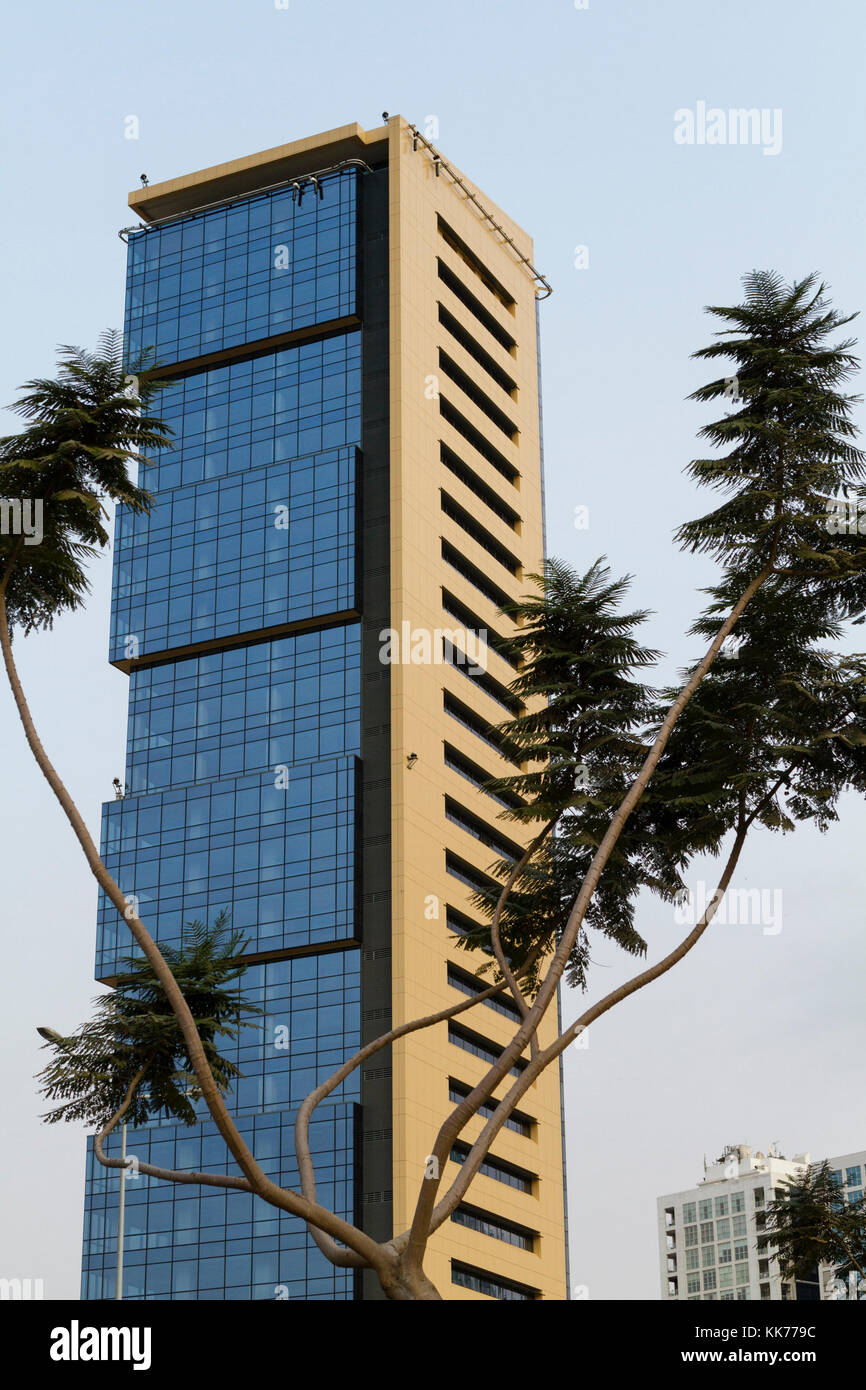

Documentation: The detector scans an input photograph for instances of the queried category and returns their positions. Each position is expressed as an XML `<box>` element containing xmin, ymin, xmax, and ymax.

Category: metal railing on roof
<box><xmin>407</xmin><ymin>123</ymin><xmax>552</xmax><ymax>299</ymax></box>
<box><xmin>118</xmin><ymin>157</ymin><xmax>372</xmax><ymax>240</ymax></box>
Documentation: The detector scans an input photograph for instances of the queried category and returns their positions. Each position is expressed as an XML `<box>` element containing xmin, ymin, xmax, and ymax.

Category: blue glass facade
<box><xmin>95</xmin><ymin>757</ymin><xmax>359</xmax><ymax>976</ymax></box>
<box><xmin>124</xmin><ymin>172</ymin><xmax>357</xmax><ymax>364</ymax></box>
<box><xmin>110</xmin><ymin>443</ymin><xmax>359</xmax><ymax>662</ymax></box>
<box><xmin>83</xmin><ymin>1107</ymin><xmax>358</xmax><ymax>1300</ymax></box>
<box><xmin>82</xmin><ymin>165</ymin><xmax>370</xmax><ymax>1300</ymax></box>
<box><xmin>124</xmin><ymin>624</ymin><xmax>361</xmax><ymax>794</ymax></box>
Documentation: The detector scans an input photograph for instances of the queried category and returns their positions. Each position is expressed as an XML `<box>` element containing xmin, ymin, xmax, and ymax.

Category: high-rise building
<box><xmin>81</xmin><ymin>117</ymin><xmax>569</xmax><ymax>1301</ymax></box>
<box><xmin>658</xmin><ymin>1143</ymin><xmax>866</xmax><ymax>1302</ymax></box>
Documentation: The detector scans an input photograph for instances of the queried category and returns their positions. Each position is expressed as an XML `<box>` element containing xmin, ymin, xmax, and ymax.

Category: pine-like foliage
<box><xmin>649</xmin><ymin>576</ymin><xmax>866</xmax><ymax>853</ymax></box>
<box><xmin>760</xmin><ymin>1161</ymin><xmax>866</xmax><ymax>1288</ymax></box>
<box><xmin>455</xmin><ymin>560</ymin><xmax>683</xmax><ymax>989</ymax></box>
<box><xmin>454</xmin><ymin>273</ymin><xmax>866</xmax><ymax>991</ymax></box>
<box><xmin>678</xmin><ymin>270</ymin><xmax>866</xmax><ymax>587</ymax></box>
<box><xmin>0</xmin><ymin>331</ymin><xmax>171</xmax><ymax>633</ymax></box>
<box><xmin>36</xmin><ymin>914</ymin><xmax>259</xmax><ymax>1129</ymax></box>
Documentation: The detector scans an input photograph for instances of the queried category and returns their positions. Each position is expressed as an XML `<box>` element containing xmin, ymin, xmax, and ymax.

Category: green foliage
<box><xmin>454</xmin><ymin>560</ymin><xmax>683</xmax><ymax>989</ymax></box>
<box><xmin>678</xmin><ymin>270</ymin><xmax>866</xmax><ymax>583</ymax></box>
<box><xmin>649</xmin><ymin>577</ymin><xmax>866</xmax><ymax>852</ymax></box>
<box><xmin>760</xmin><ymin>1161</ymin><xmax>866</xmax><ymax>1286</ymax></box>
<box><xmin>0</xmin><ymin>331</ymin><xmax>172</xmax><ymax>634</ymax></box>
<box><xmin>455</xmin><ymin>273</ymin><xmax>866</xmax><ymax>991</ymax></box>
<box><xmin>36</xmin><ymin>914</ymin><xmax>260</xmax><ymax>1129</ymax></box>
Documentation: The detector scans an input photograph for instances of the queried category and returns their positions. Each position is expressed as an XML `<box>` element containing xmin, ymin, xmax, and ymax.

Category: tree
<box><xmin>760</xmin><ymin>1162</ymin><xmax>866</xmax><ymax>1299</ymax></box>
<box><xmin>36</xmin><ymin>915</ymin><xmax>260</xmax><ymax>1174</ymax></box>
<box><xmin>6</xmin><ymin>274</ymin><xmax>866</xmax><ymax>1299</ymax></box>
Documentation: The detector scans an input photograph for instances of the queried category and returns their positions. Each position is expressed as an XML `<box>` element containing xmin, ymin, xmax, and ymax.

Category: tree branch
<box><xmin>401</xmin><ymin>562</ymin><xmax>774</xmax><ymax>1277</ymax></box>
<box><xmin>0</xmin><ymin>589</ymin><xmax>386</xmax><ymax>1273</ymax></box>
<box><xmin>424</xmin><ymin>819</ymin><xmax>749</xmax><ymax>1232</ymax></box>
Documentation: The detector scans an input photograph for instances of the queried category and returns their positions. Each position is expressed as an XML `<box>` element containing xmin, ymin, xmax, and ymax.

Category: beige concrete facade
<box><xmin>383</xmin><ymin>119</ymin><xmax>567</xmax><ymax>1300</ymax></box>
<box><xmin>129</xmin><ymin>117</ymin><xmax>568</xmax><ymax>1300</ymax></box>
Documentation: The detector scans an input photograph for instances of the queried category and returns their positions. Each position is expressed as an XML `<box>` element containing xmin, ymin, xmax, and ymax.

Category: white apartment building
<box><xmin>657</xmin><ymin>1143</ymin><xmax>866</xmax><ymax>1302</ymax></box>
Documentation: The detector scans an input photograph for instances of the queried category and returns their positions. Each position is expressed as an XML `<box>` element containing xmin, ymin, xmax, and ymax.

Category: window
<box><xmin>438</xmin><ymin>306</ymin><xmax>518</xmax><ymax>398</ymax></box>
<box><xmin>700</xmin><ymin>1221</ymin><xmax>714</xmax><ymax>1244</ymax></box>
<box><xmin>732</xmin><ymin>1214</ymin><xmax>747</xmax><ymax>1238</ymax></box>
<box><xmin>846</xmin><ymin>1166</ymin><xmax>862</xmax><ymax>1188</ymax></box>
<box><xmin>450</xmin><ymin>1143</ymin><xmax>535</xmax><ymax>1195</ymax></box>
<box><xmin>716</xmin><ymin>1218</ymin><xmax>731</xmax><ymax>1240</ymax></box>
<box><xmin>760</xmin><ymin>1283</ymin><xmax>771</xmax><ymax>1301</ymax></box>
<box><xmin>443</xmin><ymin>691</ymin><xmax>520</xmax><ymax>764</ymax></box>
<box><xmin>442</xmin><ymin>642</ymin><xmax>522</xmax><ymax>715</ymax></box>
<box><xmin>437</xmin><ymin>260</ymin><xmax>517</xmax><ymax>354</ymax></box>
<box><xmin>686</xmin><ymin>1249</ymin><xmax>699</xmax><ymax>1271</ymax></box>
<box><xmin>714</xmin><ymin>1196</ymin><xmax>729</xmax><ymax>1217</ymax></box>
<box><xmin>735</xmin><ymin>1265</ymin><xmax>750</xmax><ymax>1288</ymax></box>
<box><xmin>684</xmin><ymin>1226</ymin><xmax>698</xmax><ymax>1248</ymax></box>
<box><xmin>440</xmin><ymin>491</ymin><xmax>521</xmax><ymax>575</ymax></box>
<box><xmin>731</xmin><ymin>1191</ymin><xmax>745</xmax><ymax>1213</ymax></box>
<box><xmin>441</xmin><ymin>589</ymin><xmax>520</xmax><ymax>673</ymax></box>
<box><xmin>718</xmin><ymin>1245</ymin><xmax>732</xmax><ymax>1265</ymax></box>
<box><xmin>448</xmin><ymin>1079</ymin><xmax>534</xmax><ymax>1138</ymax></box>
<box><xmin>447</xmin><ymin>1021</ymin><xmax>528</xmax><ymax>1077</ymax></box>
<box><xmin>451</xmin><ymin>1204</ymin><xmax>536</xmax><ymax>1251</ymax></box>
<box><xmin>686</xmin><ymin>1274</ymin><xmax>701</xmax><ymax>1295</ymax></box>
<box><xmin>447</xmin><ymin>963</ymin><xmax>522</xmax><ymax>1021</ymax></box>
<box><xmin>438</xmin><ymin>352</ymin><xmax>519</xmax><ymax>441</ymax></box>
<box><xmin>829</xmin><ymin>1170</ymin><xmax>844</xmax><ymax>1187</ymax></box>
<box><xmin>439</xmin><ymin>397</ymin><xmax>518</xmax><ymax>485</ymax></box>
<box><xmin>736</xmin><ymin>1288</ymin><xmax>750</xmax><ymax>1301</ymax></box>
<box><xmin>445</xmin><ymin>851</ymin><xmax>499</xmax><ymax>896</ymax></box>
<box><xmin>682</xmin><ymin>1201</ymin><xmax>697</xmax><ymax>1225</ymax></box>
<box><xmin>446</xmin><ymin>905</ymin><xmax>489</xmax><ymax>942</ymax></box>
<box><xmin>698</xmin><ymin>1199</ymin><xmax>713</xmax><ymax>1221</ymax></box>
<box><xmin>437</xmin><ymin>217</ymin><xmax>516</xmax><ymax>310</ymax></box>
<box><xmin>443</xmin><ymin>743</ymin><xmax>521</xmax><ymax>814</ymax></box>
<box><xmin>719</xmin><ymin>1266</ymin><xmax>734</xmax><ymax>1289</ymax></box>
<box><xmin>702</xmin><ymin>1246</ymin><xmax>715</xmax><ymax>1268</ymax></box>
<box><xmin>442</xmin><ymin>538</ymin><xmax>512</xmax><ymax>612</ymax></box>
<box><xmin>734</xmin><ymin>1243</ymin><xmax>749</xmax><ymax>1262</ymax></box>
<box><xmin>703</xmin><ymin>1270</ymin><xmax>717</xmax><ymax>1292</ymax></box>
<box><xmin>754</xmin><ymin>1187</ymin><xmax>765</xmax><ymax>1207</ymax></box>
<box><xmin>451</xmin><ymin>1261</ymin><xmax>539</xmax><ymax>1301</ymax></box>
<box><xmin>444</xmin><ymin>797</ymin><xmax>522</xmax><ymax>862</ymax></box>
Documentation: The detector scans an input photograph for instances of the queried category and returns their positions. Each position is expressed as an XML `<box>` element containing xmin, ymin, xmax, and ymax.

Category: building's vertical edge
<box><xmin>537</xmin><ymin>294</ymin><xmax>571</xmax><ymax>1302</ymax></box>
<box><xmin>357</xmin><ymin>160</ymin><xmax>394</xmax><ymax>1298</ymax></box>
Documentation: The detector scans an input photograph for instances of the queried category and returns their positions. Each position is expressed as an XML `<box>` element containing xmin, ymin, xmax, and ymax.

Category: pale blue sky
<box><xmin>1</xmin><ymin>0</ymin><xmax>864</xmax><ymax>1300</ymax></box>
